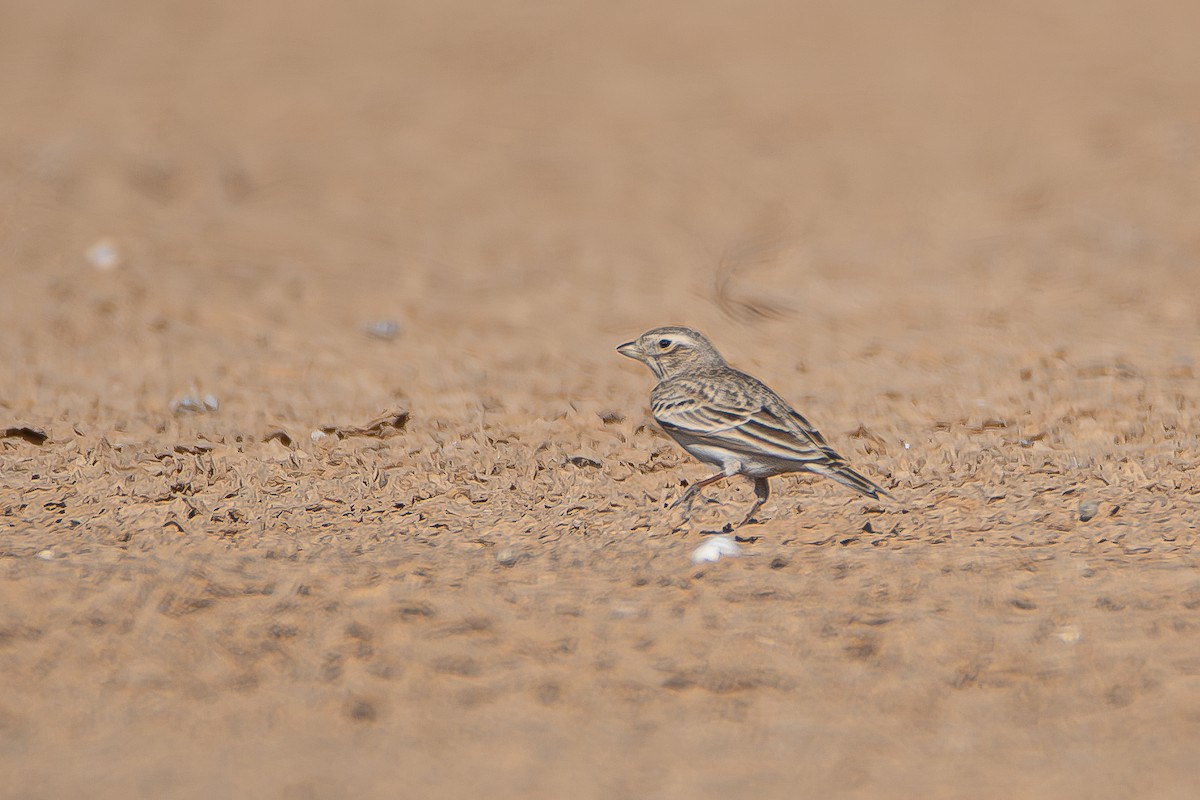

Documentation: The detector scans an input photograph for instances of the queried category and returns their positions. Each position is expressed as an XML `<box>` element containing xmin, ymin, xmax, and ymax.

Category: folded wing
<box><xmin>651</xmin><ymin>375</ymin><xmax>842</xmax><ymax>466</ymax></box>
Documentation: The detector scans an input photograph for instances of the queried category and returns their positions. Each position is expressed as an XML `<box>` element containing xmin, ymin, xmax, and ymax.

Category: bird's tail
<box><xmin>811</xmin><ymin>462</ymin><xmax>891</xmax><ymax>500</ymax></box>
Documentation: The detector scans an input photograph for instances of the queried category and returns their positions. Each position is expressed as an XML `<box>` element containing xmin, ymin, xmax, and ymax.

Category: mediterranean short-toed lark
<box><xmin>617</xmin><ymin>326</ymin><xmax>889</xmax><ymax>527</ymax></box>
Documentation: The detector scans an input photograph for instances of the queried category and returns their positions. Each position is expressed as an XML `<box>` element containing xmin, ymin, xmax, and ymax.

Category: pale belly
<box><xmin>679</xmin><ymin>442</ymin><xmax>792</xmax><ymax>479</ymax></box>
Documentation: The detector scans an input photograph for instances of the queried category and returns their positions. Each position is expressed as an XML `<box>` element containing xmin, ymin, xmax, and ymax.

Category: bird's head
<box><xmin>616</xmin><ymin>326</ymin><xmax>727</xmax><ymax>380</ymax></box>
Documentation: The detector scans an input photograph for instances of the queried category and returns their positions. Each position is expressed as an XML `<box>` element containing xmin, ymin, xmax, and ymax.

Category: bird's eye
<box><xmin>658</xmin><ymin>338</ymin><xmax>672</xmax><ymax>350</ymax></box>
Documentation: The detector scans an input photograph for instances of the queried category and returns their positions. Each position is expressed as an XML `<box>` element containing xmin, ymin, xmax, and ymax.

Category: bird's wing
<box><xmin>651</xmin><ymin>377</ymin><xmax>753</xmax><ymax>433</ymax></box>
<box><xmin>779</xmin><ymin>406</ymin><xmax>834</xmax><ymax>451</ymax></box>
<box><xmin>651</xmin><ymin>376</ymin><xmax>841</xmax><ymax>465</ymax></box>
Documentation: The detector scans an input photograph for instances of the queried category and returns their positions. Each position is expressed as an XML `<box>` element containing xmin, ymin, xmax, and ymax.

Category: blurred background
<box><xmin>3</xmin><ymin>1</ymin><xmax>1200</xmax><ymax>798</ymax></box>
<box><xmin>3</xmin><ymin>0</ymin><xmax>1198</xmax><ymax>424</ymax></box>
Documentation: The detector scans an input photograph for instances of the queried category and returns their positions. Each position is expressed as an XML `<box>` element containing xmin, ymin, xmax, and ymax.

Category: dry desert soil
<box><xmin>3</xmin><ymin>2</ymin><xmax>1200</xmax><ymax>798</ymax></box>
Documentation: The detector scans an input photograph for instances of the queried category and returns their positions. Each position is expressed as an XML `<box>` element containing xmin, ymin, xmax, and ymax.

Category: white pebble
<box><xmin>170</xmin><ymin>391</ymin><xmax>219</xmax><ymax>414</ymax></box>
<box><xmin>690</xmin><ymin>535</ymin><xmax>742</xmax><ymax>564</ymax></box>
<box><xmin>1055</xmin><ymin>626</ymin><xmax>1082</xmax><ymax>644</ymax></box>
<box><xmin>86</xmin><ymin>238</ymin><xmax>120</xmax><ymax>270</ymax></box>
<box><xmin>310</xmin><ymin>430</ymin><xmax>328</xmax><ymax>442</ymax></box>
<box><xmin>36</xmin><ymin>549</ymin><xmax>55</xmax><ymax>561</ymax></box>
<box><xmin>364</xmin><ymin>319</ymin><xmax>402</xmax><ymax>340</ymax></box>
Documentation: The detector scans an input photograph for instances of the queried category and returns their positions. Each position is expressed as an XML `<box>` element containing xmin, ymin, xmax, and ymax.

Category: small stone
<box><xmin>1055</xmin><ymin>626</ymin><xmax>1082</xmax><ymax>644</ymax></box>
<box><xmin>495</xmin><ymin>548</ymin><xmax>519</xmax><ymax>567</ymax></box>
<box><xmin>1079</xmin><ymin>499</ymin><xmax>1100</xmax><ymax>522</ymax></box>
<box><xmin>36</xmin><ymin>549</ymin><xmax>55</xmax><ymax>561</ymax></box>
<box><xmin>346</xmin><ymin>697</ymin><xmax>377</xmax><ymax>722</ymax></box>
<box><xmin>86</xmin><ymin>238</ymin><xmax>119</xmax><ymax>270</ymax></box>
<box><xmin>170</xmin><ymin>391</ymin><xmax>219</xmax><ymax>414</ymax></box>
<box><xmin>566</xmin><ymin>455</ymin><xmax>601</xmax><ymax>468</ymax></box>
<box><xmin>690</xmin><ymin>536</ymin><xmax>742</xmax><ymax>564</ymax></box>
<box><xmin>364</xmin><ymin>319</ymin><xmax>401</xmax><ymax>340</ymax></box>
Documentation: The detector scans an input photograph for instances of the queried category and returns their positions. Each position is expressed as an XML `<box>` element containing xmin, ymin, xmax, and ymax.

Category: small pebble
<box><xmin>567</xmin><ymin>455</ymin><xmax>601</xmax><ymax>468</ymax></box>
<box><xmin>495</xmin><ymin>548</ymin><xmax>519</xmax><ymax>567</ymax></box>
<box><xmin>170</xmin><ymin>392</ymin><xmax>219</xmax><ymax>414</ymax></box>
<box><xmin>86</xmin><ymin>238</ymin><xmax>119</xmax><ymax>271</ymax></box>
<box><xmin>1055</xmin><ymin>626</ymin><xmax>1082</xmax><ymax>644</ymax></box>
<box><xmin>690</xmin><ymin>535</ymin><xmax>742</xmax><ymax>564</ymax></box>
<box><xmin>364</xmin><ymin>319</ymin><xmax>401</xmax><ymax>340</ymax></box>
<box><xmin>1079</xmin><ymin>499</ymin><xmax>1100</xmax><ymax>522</ymax></box>
<box><xmin>36</xmin><ymin>549</ymin><xmax>55</xmax><ymax>561</ymax></box>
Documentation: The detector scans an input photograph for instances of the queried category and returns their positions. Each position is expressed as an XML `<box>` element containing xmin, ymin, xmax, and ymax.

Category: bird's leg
<box><xmin>738</xmin><ymin>477</ymin><xmax>771</xmax><ymax>527</ymax></box>
<box><xmin>669</xmin><ymin>471</ymin><xmax>729</xmax><ymax>518</ymax></box>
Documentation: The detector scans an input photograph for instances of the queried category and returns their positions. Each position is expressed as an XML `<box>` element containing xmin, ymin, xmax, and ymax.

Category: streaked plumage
<box><xmin>617</xmin><ymin>326</ymin><xmax>888</xmax><ymax>527</ymax></box>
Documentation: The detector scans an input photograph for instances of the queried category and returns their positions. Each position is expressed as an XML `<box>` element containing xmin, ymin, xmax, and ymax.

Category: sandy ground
<box><xmin>3</xmin><ymin>1</ymin><xmax>1200</xmax><ymax>797</ymax></box>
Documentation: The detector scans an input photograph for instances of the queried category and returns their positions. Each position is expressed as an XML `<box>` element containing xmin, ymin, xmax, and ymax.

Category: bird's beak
<box><xmin>616</xmin><ymin>340</ymin><xmax>643</xmax><ymax>361</ymax></box>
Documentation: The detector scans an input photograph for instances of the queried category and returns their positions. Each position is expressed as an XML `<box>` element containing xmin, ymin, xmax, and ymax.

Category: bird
<box><xmin>616</xmin><ymin>326</ymin><xmax>889</xmax><ymax>527</ymax></box>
